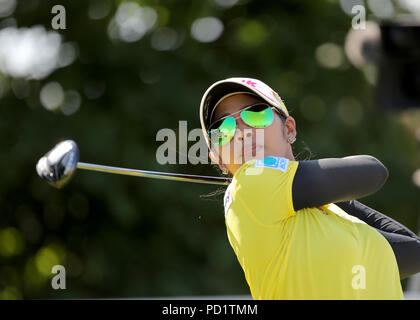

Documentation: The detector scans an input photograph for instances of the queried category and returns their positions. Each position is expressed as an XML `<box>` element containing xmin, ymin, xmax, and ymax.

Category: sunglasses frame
<box><xmin>207</xmin><ymin>103</ymin><xmax>287</xmax><ymax>147</ymax></box>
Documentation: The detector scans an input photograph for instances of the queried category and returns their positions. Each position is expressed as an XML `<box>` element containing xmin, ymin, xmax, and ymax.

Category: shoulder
<box><xmin>234</xmin><ymin>156</ymin><xmax>298</xmax><ymax>179</ymax></box>
<box><xmin>226</xmin><ymin>156</ymin><xmax>300</xmax><ymax>222</ymax></box>
<box><xmin>254</xmin><ymin>156</ymin><xmax>291</xmax><ymax>172</ymax></box>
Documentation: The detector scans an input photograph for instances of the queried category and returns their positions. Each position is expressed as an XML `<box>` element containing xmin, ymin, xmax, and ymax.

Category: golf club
<box><xmin>36</xmin><ymin>140</ymin><xmax>232</xmax><ymax>188</ymax></box>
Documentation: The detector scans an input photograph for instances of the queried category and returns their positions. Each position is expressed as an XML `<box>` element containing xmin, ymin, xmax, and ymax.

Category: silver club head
<box><xmin>36</xmin><ymin>140</ymin><xmax>79</xmax><ymax>189</ymax></box>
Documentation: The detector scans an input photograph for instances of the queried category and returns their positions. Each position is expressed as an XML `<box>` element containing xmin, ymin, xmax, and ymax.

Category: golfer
<box><xmin>199</xmin><ymin>77</ymin><xmax>420</xmax><ymax>300</ymax></box>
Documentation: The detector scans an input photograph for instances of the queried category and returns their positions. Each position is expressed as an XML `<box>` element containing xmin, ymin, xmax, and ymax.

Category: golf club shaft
<box><xmin>77</xmin><ymin>162</ymin><xmax>231</xmax><ymax>186</ymax></box>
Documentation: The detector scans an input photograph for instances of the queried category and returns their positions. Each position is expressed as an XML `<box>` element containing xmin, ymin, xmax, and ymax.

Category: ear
<box><xmin>284</xmin><ymin>116</ymin><xmax>296</xmax><ymax>137</ymax></box>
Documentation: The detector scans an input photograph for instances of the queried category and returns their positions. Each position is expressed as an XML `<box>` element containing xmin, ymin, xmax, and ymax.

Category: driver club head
<box><xmin>36</xmin><ymin>140</ymin><xmax>79</xmax><ymax>189</ymax></box>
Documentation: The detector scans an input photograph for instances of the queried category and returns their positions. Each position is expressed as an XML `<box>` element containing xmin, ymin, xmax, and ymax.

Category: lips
<box><xmin>232</xmin><ymin>143</ymin><xmax>264</xmax><ymax>164</ymax></box>
<box><xmin>244</xmin><ymin>144</ymin><xmax>257</xmax><ymax>154</ymax></box>
<box><xmin>242</xmin><ymin>144</ymin><xmax>262</xmax><ymax>157</ymax></box>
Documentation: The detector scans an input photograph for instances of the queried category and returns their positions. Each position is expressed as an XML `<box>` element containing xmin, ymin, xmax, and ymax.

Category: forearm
<box><xmin>376</xmin><ymin>229</ymin><xmax>420</xmax><ymax>280</ymax></box>
<box><xmin>335</xmin><ymin>200</ymin><xmax>420</xmax><ymax>280</ymax></box>
<box><xmin>292</xmin><ymin>155</ymin><xmax>388</xmax><ymax>212</ymax></box>
<box><xmin>335</xmin><ymin>200</ymin><xmax>419</xmax><ymax>239</ymax></box>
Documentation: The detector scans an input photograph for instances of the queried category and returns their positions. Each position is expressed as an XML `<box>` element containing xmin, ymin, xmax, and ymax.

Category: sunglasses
<box><xmin>208</xmin><ymin>103</ymin><xmax>284</xmax><ymax>147</ymax></box>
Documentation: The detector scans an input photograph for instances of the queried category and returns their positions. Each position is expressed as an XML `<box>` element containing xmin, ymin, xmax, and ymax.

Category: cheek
<box><xmin>264</xmin><ymin>119</ymin><xmax>285</xmax><ymax>148</ymax></box>
<box><xmin>213</xmin><ymin>144</ymin><xmax>234</xmax><ymax>163</ymax></box>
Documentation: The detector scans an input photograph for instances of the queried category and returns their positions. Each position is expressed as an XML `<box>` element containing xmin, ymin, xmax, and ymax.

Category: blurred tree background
<box><xmin>0</xmin><ymin>0</ymin><xmax>419</xmax><ymax>299</ymax></box>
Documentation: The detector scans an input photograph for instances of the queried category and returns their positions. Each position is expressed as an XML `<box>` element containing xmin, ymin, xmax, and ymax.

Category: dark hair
<box><xmin>273</xmin><ymin>108</ymin><xmax>287</xmax><ymax>123</ymax></box>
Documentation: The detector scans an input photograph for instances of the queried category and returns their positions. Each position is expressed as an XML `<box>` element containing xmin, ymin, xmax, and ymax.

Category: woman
<box><xmin>199</xmin><ymin>77</ymin><xmax>420</xmax><ymax>300</ymax></box>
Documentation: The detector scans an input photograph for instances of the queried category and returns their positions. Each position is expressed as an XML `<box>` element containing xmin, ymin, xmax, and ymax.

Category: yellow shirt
<box><xmin>223</xmin><ymin>156</ymin><xmax>403</xmax><ymax>300</ymax></box>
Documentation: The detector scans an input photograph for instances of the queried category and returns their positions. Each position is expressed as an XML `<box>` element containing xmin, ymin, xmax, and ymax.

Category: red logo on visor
<box><xmin>242</xmin><ymin>79</ymin><xmax>257</xmax><ymax>88</ymax></box>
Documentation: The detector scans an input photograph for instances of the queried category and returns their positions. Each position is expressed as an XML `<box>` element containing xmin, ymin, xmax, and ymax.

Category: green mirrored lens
<box><xmin>241</xmin><ymin>106</ymin><xmax>274</xmax><ymax>128</ymax></box>
<box><xmin>209</xmin><ymin>117</ymin><xmax>236</xmax><ymax>146</ymax></box>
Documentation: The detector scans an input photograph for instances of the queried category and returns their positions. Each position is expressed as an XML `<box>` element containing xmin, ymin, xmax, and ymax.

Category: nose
<box><xmin>234</xmin><ymin>127</ymin><xmax>254</xmax><ymax>144</ymax></box>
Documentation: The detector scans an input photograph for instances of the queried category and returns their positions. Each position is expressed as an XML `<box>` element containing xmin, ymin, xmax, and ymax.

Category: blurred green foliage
<box><xmin>0</xmin><ymin>0</ymin><xmax>419</xmax><ymax>299</ymax></box>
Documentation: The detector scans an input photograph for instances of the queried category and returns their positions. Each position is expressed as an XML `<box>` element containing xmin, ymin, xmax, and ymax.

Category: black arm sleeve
<box><xmin>292</xmin><ymin>155</ymin><xmax>389</xmax><ymax>212</ymax></box>
<box><xmin>335</xmin><ymin>200</ymin><xmax>418</xmax><ymax>238</ymax></box>
<box><xmin>335</xmin><ymin>200</ymin><xmax>420</xmax><ymax>280</ymax></box>
<box><xmin>376</xmin><ymin>230</ymin><xmax>420</xmax><ymax>280</ymax></box>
